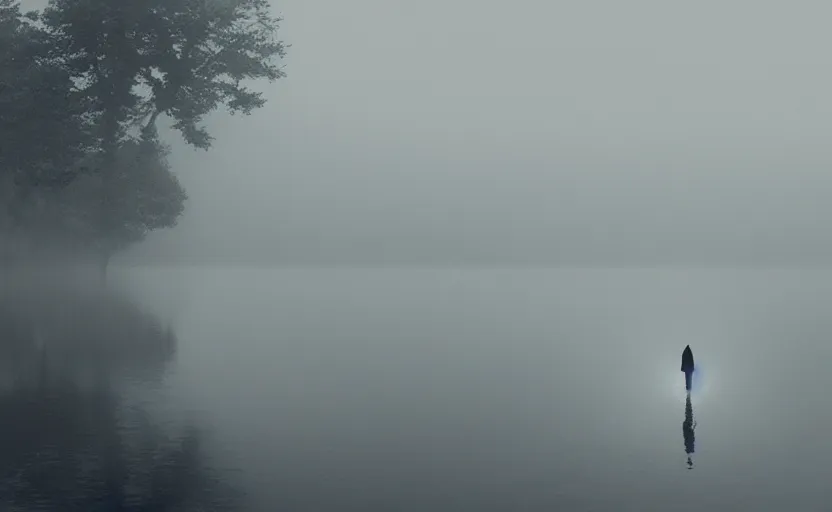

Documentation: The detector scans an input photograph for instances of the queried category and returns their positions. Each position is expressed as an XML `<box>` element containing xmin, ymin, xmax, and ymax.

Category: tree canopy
<box><xmin>0</xmin><ymin>0</ymin><xmax>286</xmax><ymax>269</ymax></box>
<box><xmin>42</xmin><ymin>0</ymin><xmax>287</xmax><ymax>149</ymax></box>
<box><xmin>0</xmin><ymin>1</ymin><xmax>91</xmax><ymax>205</ymax></box>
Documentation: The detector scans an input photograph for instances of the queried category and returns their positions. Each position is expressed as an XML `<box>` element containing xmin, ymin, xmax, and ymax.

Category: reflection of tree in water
<box><xmin>682</xmin><ymin>392</ymin><xmax>696</xmax><ymax>469</ymax></box>
<box><xmin>0</xmin><ymin>285</ymin><xmax>176</xmax><ymax>383</ymax></box>
<box><xmin>0</xmin><ymin>286</ymin><xmax>241</xmax><ymax>510</ymax></box>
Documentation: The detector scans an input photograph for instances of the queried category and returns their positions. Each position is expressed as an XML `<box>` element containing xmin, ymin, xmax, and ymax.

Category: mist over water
<box><xmin>6</xmin><ymin>0</ymin><xmax>832</xmax><ymax>509</ymax></box>
<box><xmin>66</xmin><ymin>265</ymin><xmax>830</xmax><ymax>510</ymax></box>
<box><xmin>0</xmin><ymin>273</ymin><xmax>239</xmax><ymax>510</ymax></box>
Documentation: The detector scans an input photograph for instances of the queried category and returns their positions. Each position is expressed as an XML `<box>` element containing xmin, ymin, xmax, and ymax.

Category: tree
<box><xmin>0</xmin><ymin>0</ymin><xmax>93</xmax><ymax>259</ymax></box>
<box><xmin>60</xmin><ymin>135</ymin><xmax>187</xmax><ymax>277</ymax></box>
<box><xmin>41</xmin><ymin>0</ymin><xmax>287</xmax><ymax>266</ymax></box>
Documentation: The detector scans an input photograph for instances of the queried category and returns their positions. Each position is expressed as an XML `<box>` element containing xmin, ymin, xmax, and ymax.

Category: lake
<box><xmin>3</xmin><ymin>267</ymin><xmax>831</xmax><ymax>510</ymax></box>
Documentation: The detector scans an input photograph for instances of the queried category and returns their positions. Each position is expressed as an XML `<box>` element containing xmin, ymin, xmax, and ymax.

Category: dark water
<box><xmin>4</xmin><ymin>267</ymin><xmax>832</xmax><ymax>510</ymax></box>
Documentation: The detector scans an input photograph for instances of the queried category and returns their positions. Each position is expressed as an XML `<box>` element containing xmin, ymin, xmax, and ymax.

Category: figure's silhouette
<box><xmin>682</xmin><ymin>392</ymin><xmax>696</xmax><ymax>469</ymax></box>
<box><xmin>681</xmin><ymin>345</ymin><xmax>695</xmax><ymax>391</ymax></box>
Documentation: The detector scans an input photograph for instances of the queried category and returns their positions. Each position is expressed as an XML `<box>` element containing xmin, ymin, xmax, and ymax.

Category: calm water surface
<box><xmin>4</xmin><ymin>267</ymin><xmax>832</xmax><ymax>510</ymax></box>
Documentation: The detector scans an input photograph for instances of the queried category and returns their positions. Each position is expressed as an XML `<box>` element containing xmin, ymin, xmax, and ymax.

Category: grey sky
<box><xmin>127</xmin><ymin>0</ymin><xmax>832</xmax><ymax>264</ymax></box>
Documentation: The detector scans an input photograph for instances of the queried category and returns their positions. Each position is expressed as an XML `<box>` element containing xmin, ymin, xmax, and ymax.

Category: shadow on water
<box><xmin>0</xmin><ymin>281</ymin><xmax>241</xmax><ymax>511</ymax></box>
<box><xmin>683</xmin><ymin>392</ymin><xmax>696</xmax><ymax>469</ymax></box>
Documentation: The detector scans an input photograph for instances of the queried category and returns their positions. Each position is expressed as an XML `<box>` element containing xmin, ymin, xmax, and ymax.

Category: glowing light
<box><xmin>690</xmin><ymin>363</ymin><xmax>706</xmax><ymax>395</ymax></box>
<box><xmin>664</xmin><ymin>358</ymin><xmax>714</xmax><ymax>403</ymax></box>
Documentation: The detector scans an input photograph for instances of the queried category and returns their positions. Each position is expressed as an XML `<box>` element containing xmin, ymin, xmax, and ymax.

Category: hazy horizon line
<box><xmin>111</xmin><ymin>260</ymin><xmax>832</xmax><ymax>270</ymax></box>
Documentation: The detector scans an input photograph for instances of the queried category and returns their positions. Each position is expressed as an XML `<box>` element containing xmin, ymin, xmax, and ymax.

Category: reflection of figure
<box><xmin>681</xmin><ymin>345</ymin><xmax>695</xmax><ymax>391</ymax></box>
<box><xmin>682</xmin><ymin>392</ymin><xmax>696</xmax><ymax>469</ymax></box>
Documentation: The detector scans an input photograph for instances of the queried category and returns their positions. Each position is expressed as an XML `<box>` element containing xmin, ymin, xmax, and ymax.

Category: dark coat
<box><xmin>681</xmin><ymin>345</ymin><xmax>695</xmax><ymax>373</ymax></box>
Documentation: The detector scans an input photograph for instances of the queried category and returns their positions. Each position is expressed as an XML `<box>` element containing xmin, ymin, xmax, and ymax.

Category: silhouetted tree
<box><xmin>0</xmin><ymin>0</ymin><xmax>92</xmax><ymax>258</ymax></box>
<box><xmin>60</xmin><ymin>135</ymin><xmax>187</xmax><ymax>278</ymax></box>
<box><xmin>40</xmin><ymin>0</ymin><xmax>287</xmax><ymax>266</ymax></box>
<box><xmin>0</xmin><ymin>0</ymin><xmax>286</xmax><ymax>268</ymax></box>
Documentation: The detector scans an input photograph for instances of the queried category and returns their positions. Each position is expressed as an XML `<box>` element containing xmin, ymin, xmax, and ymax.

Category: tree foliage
<box><xmin>42</xmin><ymin>0</ymin><xmax>287</xmax><ymax>149</ymax></box>
<box><xmin>0</xmin><ymin>1</ymin><xmax>91</xmax><ymax>200</ymax></box>
<box><xmin>61</xmin><ymin>136</ymin><xmax>187</xmax><ymax>253</ymax></box>
<box><xmin>0</xmin><ymin>0</ymin><xmax>286</xmax><ymax>265</ymax></box>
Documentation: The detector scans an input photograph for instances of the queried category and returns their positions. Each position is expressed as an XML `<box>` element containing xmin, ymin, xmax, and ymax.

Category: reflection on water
<box><xmin>0</xmin><ymin>282</ymin><xmax>240</xmax><ymax>511</ymax></box>
<box><xmin>683</xmin><ymin>393</ymin><xmax>696</xmax><ymax>469</ymax></box>
<box><xmin>71</xmin><ymin>266</ymin><xmax>832</xmax><ymax>509</ymax></box>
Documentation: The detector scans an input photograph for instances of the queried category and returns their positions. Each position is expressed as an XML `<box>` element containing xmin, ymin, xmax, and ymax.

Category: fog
<box><xmin>120</xmin><ymin>0</ymin><xmax>832</xmax><ymax>265</ymax></box>
<box><xmin>8</xmin><ymin>2</ymin><xmax>832</xmax><ymax>508</ymax></box>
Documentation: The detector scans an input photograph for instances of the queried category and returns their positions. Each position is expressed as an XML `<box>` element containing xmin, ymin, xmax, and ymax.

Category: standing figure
<box><xmin>681</xmin><ymin>345</ymin><xmax>695</xmax><ymax>391</ymax></box>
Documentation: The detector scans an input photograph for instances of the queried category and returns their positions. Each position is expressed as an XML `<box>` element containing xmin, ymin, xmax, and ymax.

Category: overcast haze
<box><xmin>10</xmin><ymin>3</ymin><xmax>832</xmax><ymax>508</ymax></box>
<box><xmin>126</xmin><ymin>0</ymin><xmax>832</xmax><ymax>265</ymax></box>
